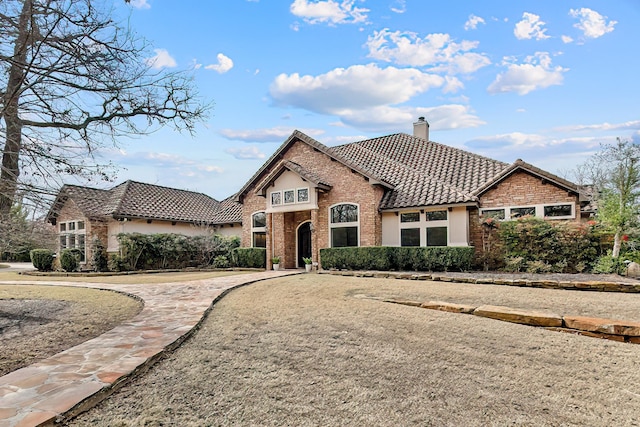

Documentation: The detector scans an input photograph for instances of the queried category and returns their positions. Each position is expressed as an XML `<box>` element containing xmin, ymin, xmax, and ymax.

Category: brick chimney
<box><xmin>413</xmin><ymin>116</ymin><xmax>429</xmax><ymax>140</ymax></box>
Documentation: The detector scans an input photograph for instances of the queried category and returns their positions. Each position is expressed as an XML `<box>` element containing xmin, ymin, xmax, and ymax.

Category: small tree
<box><xmin>91</xmin><ymin>237</ymin><xmax>109</xmax><ymax>272</ymax></box>
<box><xmin>574</xmin><ymin>139</ymin><xmax>640</xmax><ymax>258</ymax></box>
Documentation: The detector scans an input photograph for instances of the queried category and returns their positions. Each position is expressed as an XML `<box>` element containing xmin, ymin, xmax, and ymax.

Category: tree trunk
<box><xmin>0</xmin><ymin>0</ymin><xmax>32</xmax><ymax>216</ymax></box>
<box><xmin>612</xmin><ymin>231</ymin><xmax>622</xmax><ymax>258</ymax></box>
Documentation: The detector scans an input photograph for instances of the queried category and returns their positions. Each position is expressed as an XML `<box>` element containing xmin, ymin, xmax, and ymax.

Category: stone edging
<box><xmin>319</xmin><ymin>270</ymin><xmax>640</xmax><ymax>293</ymax></box>
<box><xmin>382</xmin><ymin>298</ymin><xmax>640</xmax><ymax>344</ymax></box>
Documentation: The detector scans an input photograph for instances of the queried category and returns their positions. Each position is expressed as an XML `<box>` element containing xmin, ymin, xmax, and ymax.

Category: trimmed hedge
<box><xmin>231</xmin><ymin>248</ymin><xmax>266</xmax><ymax>269</ymax></box>
<box><xmin>60</xmin><ymin>248</ymin><xmax>82</xmax><ymax>272</ymax></box>
<box><xmin>320</xmin><ymin>246</ymin><xmax>474</xmax><ymax>272</ymax></box>
<box><xmin>30</xmin><ymin>249</ymin><xmax>55</xmax><ymax>271</ymax></box>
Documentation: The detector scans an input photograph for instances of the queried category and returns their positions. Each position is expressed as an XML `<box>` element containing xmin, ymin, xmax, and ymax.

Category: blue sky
<box><xmin>98</xmin><ymin>0</ymin><xmax>640</xmax><ymax>200</ymax></box>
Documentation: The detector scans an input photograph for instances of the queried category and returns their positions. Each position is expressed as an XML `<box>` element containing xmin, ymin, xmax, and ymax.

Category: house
<box><xmin>46</xmin><ymin>180</ymin><xmax>242</xmax><ymax>264</ymax></box>
<box><xmin>236</xmin><ymin>117</ymin><xmax>588</xmax><ymax>269</ymax></box>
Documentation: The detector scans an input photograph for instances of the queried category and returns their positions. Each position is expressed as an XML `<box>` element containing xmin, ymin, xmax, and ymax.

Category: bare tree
<box><xmin>0</xmin><ymin>0</ymin><xmax>209</xmax><ymax>217</ymax></box>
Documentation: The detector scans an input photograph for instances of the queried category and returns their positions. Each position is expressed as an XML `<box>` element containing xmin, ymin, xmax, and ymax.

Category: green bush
<box><xmin>231</xmin><ymin>248</ymin><xmax>266</xmax><ymax>268</ymax></box>
<box><xmin>91</xmin><ymin>237</ymin><xmax>109</xmax><ymax>272</ymax></box>
<box><xmin>212</xmin><ymin>255</ymin><xmax>230</xmax><ymax>268</ymax></box>
<box><xmin>496</xmin><ymin>217</ymin><xmax>599</xmax><ymax>273</ymax></box>
<box><xmin>30</xmin><ymin>249</ymin><xmax>55</xmax><ymax>271</ymax></box>
<box><xmin>592</xmin><ymin>252</ymin><xmax>626</xmax><ymax>275</ymax></box>
<box><xmin>320</xmin><ymin>246</ymin><xmax>474</xmax><ymax>272</ymax></box>
<box><xmin>60</xmin><ymin>248</ymin><xmax>82</xmax><ymax>272</ymax></box>
<box><xmin>108</xmin><ymin>253</ymin><xmax>127</xmax><ymax>272</ymax></box>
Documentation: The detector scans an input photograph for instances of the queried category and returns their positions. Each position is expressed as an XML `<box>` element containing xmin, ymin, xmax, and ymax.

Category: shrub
<box><xmin>212</xmin><ymin>255</ymin><xmax>229</xmax><ymax>268</ymax></box>
<box><xmin>91</xmin><ymin>237</ymin><xmax>108</xmax><ymax>272</ymax></box>
<box><xmin>319</xmin><ymin>246</ymin><xmax>474</xmax><ymax>272</ymax></box>
<box><xmin>525</xmin><ymin>260</ymin><xmax>553</xmax><ymax>274</ymax></box>
<box><xmin>496</xmin><ymin>217</ymin><xmax>599</xmax><ymax>273</ymax></box>
<box><xmin>231</xmin><ymin>248</ymin><xmax>266</xmax><ymax>268</ymax></box>
<box><xmin>60</xmin><ymin>248</ymin><xmax>82</xmax><ymax>272</ymax></box>
<box><xmin>108</xmin><ymin>253</ymin><xmax>127</xmax><ymax>272</ymax></box>
<box><xmin>30</xmin><ymin>249</ymin><xmax>55</xmax><ymax>271</ymax></box>
<box><xmin>592</xmin><ymin>252</ymin><xmax>626</xmax><ymax>275</ymax></box>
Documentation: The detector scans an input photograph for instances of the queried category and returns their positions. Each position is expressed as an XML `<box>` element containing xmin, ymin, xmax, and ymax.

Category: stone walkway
<box><xmin>0</xmin><ymin>270</ymin><xmax>300</xmax><ymax>427</ymax></box>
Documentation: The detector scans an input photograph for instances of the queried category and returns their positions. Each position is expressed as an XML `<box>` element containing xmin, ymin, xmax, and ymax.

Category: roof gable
<box><xmin>236</xmin><ymin>130</ymin><xmax>393</xmax><ymax>202</ymax></box>
<box><xmin>473</xmin><ymin>159</ymin><xmax>579</xmax><ymax>197</ymax></box>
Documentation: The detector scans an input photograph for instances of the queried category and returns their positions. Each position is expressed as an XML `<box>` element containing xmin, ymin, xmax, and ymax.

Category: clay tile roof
<box><xmin>48</xmin><ymin>180</ymin><xmax>243</xmax><ymax>225</ymax></box>
<box><xmin>331</xmin><ymin>133</ymin><xmax>509</xmax><ymax>209</ymax></box>
<box><xmin>48</xmin><ymin>185</ymin><xmax>111</xmax><ymax>221</ymax></box>
<box><xmin>212</xmin><ymin>194</ymin><xmax>243</xmax><ymax>224</ymax></box>
<box><xmin>108</xmin><ymin>181</ymin><xmax>222</xmax><ymax>223</ymax></box>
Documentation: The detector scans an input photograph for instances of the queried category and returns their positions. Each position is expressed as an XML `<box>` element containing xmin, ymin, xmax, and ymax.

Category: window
<box><xmin>284</xmin><ymin>189</ymin><xmax>295</xmax><ymax>204</ymax></box>
<box><xmin>481</xmin><ymin>208</ymin><xmax>506</xmax><ymax>220</ymax></box>
<box><xmin>401</xmin><ymin>228</ymin><xmax>420</xmax><ymax>246</ymax></box>
<box><xmin>252</xmin><ymin>212</ymin><xmax>266</xmax><ymax>228</ymax></box>
<box><xmin>544</xmin><ymin>204</ymin><xmax>573</xmax><ymax>218</ymax></box>
<box><xmin>58</xmin><ymin>220</ymin><xmax>86</xmax><ymax>262</ymax></box>
<box><xmin>251</xmin><ymin>212</ymin><xmax>267</xmax><ymax>248</ymax></box>
<box><xmin>297</xmin><ymin>188</ymin><xmax>309</xmax><ymax>203</ymax></box>
<box><xmin>330</xmin><ymin>203</ymin><xmax>359</xmax><ymax>247</ymax></box>
<box><xmin>510</xmin><ymin>207</ymin><xmax>535</xmax><ymax>218</ymax></box>
<box><xmin>400</xmin><ymin>212</ymin><xmax>420</xmax><ymax>223</ymax></box>
<box><xmin>426</xmin><ymin>210</ymin><xmax>447</xmax><ymax>221</ymax></box>
<box><xmin>427</xmin><ymin>227</ymin><xmax>447</xmax><ymax>246</ymax></box>
<box><xmin>271</xmin><ymin>191</ymin><xmax>282</xmax><ymax>206</ymax></box>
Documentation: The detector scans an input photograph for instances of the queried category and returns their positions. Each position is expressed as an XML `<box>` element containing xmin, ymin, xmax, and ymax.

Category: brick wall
<box><xmin>240</xmin><ymin>138</ymin><xmax>385</xmax><ymax>268</ymax></box>
<box><xmin>470</xmin><ymin>170</ymin><xmax>581</xmax><ymax>249</ymax></box>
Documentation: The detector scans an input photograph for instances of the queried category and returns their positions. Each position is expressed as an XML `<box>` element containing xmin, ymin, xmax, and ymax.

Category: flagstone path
<box><xmin>0</xmin><ymin>270</ymin><xmax>300</xmax><ymax>427</ymax></box>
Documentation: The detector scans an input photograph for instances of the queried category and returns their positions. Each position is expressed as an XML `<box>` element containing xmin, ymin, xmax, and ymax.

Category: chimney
<box><xmin>413</xmin><ymin>116</ymin><xmax>429</xmax><ymax>141</ymax></box>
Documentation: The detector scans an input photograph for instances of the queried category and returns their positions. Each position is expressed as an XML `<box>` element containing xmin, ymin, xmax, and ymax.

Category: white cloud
<box><xmin>220</xmin><ymin>127</ymin><xmax>324</xmax><ymax>142</ymax></box>
<box><xmin>270</xmin><ymin>63</ymin><xmax>447</xmax><ymax>114</ymax></box>
<box><xmin>204</xmin><ymin>53</ymin><xmax>234</xmax><ymax>74</ymax></box>
<box><xmin>339</xmin><ymin>104</ymin><xmax>485</xmax><ymax>132</ymax></box>
<box><xmin>464</xmin><ymin>14</ymin><xmax>485</xmax><ymax>31</ymax></box>
<box><xmin>225</xmin><ymin>146</ymin><xmax>266</xmax><ymax>160</ymax></box>
<box><xmin>569</xmin><ymin>8</ymin><xmax>616</xmax><ymax>39</ymax></box>
<box><xmin>365</xmin><ymin>29</ymin><xmax>490</xmax><ymax>74</ymax></box>
<box><xmin>488</xmin><ymin>52</ymin><xmax>567</xmax><ymax>95</ymax></box>
<box><xmin>289</xmin><ymin>0</ymin><xmax>369</xmax><ymax>25</ymax></box>
<box><xmin>145</xmin><ymin>49</ymin><xmax>176</xmax><ymax>69</ymax></box>
<box><xmin>514</xmin><ymin>12</ymin><xmax>550</xmax><ymax>40</ymax></box>
<box><xmin>555</xmin><ymin>120</ymin><xmax>640</xmax><ymax>133</ymax></box>
<box><xmin>390</xmin><ymin>0</ymin><xmax>406</xmax><ymax>14</ymax></box>
<box><xmin>128</xmin><ymin>0</ymin><xmax>150</xmax><ymax>9</ymax></box>
<box><xmin>561</xmin><ymin>35</ymin><xmax>574</xmax><ymax>44</ymax></box>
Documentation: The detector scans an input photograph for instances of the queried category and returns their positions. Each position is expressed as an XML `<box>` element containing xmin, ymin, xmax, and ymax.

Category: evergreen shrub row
<box><xmin>230</xmin><ymin>248</ymin><xmax>266</xmax><ymax>269</ymax></box>
<box><xmin>320</xmin><ymin>246</ymin><xmax>474</xmax><ymax>272</ymax></box>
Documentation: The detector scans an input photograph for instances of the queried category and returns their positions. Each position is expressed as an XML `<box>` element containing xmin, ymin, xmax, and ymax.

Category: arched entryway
<box><xmin>297</xmin><ymin>221</ymin><xmax>312</xmax><ymax>268</ymax></box>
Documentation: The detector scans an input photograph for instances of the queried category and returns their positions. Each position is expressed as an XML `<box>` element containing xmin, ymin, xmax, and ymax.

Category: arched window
<box><xmin>330</xmin><ymin>203</ymin><xmax>359</xmax><ymax>247</ymax></box>
<box><xmin>252</xmin><ymin>212</ymin><xmax>266</xmax><ymax>248</ymax></box>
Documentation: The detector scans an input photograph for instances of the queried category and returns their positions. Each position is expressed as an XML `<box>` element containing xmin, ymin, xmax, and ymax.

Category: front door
<box><xmin>297</xmin><ymin>222</ymin><xmax>312</xmax><ymax>267</ymax></box>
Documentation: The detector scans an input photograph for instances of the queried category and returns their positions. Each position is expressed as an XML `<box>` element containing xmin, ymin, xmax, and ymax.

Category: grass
<box><xmin>69</xmin><ymin>274</ymin><xmax>640</xmax><ymax>426</ymax></box>
<box><xmin>0</xmin><ymin>270</ymin><xmax>250</xmax><ymax>284</ymax></box>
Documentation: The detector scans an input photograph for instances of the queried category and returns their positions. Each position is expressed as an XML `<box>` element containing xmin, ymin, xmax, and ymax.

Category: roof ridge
<box><xmin>341</xmin><ymin>138</ymin><xmax>476</xmax><ymax>201</ymax></box>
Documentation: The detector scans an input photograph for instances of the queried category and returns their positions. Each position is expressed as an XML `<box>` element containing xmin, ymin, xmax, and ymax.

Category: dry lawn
<box><xmin>67</xmin><ymin>274</ymin><xmax>640</xmax><ymax>427</ymax></box>
<box><xmin>0</xmin><ymin>270</ymin><xmax>248</xmax><ymax>284</ymax></box>
<box><xmin>0</xmin><ymin>285</ymin><xmax>142</xmax><ymax>376</ymax></box>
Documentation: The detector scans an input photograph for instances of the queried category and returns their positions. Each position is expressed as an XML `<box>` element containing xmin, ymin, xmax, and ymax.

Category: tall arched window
<box><xmin>330</xmin><ymin>203</ymin><xmax>359</xmax><ymax>247</ymax></box>
<box><xmin>252</xmin><ymin>212</ymin><xmax>266</xmax><ymax>248</ymax></box>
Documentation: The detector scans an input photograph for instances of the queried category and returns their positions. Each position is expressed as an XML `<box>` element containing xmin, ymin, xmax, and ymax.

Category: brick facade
<box><xmin>241</xmin><ymin>138</ymin><xmax>385</xmax><ymax>269</ymax></box>
<box><xmin>469</xmin><ymin>170</ymin><xmax>581</xmax><ymax>250</ymax></box>
<box><xmin>55</xmin><ymin>199</ymin><xmax>108</xmax><ymax>268</ymax></box>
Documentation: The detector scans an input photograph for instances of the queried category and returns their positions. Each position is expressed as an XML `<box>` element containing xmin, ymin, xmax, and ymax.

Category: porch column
<box><xmin>311</xmin><ymin>208</ymin><xmax>319</xmax><ymax>267</ymax></box>
<box><xmin>266</xmin><ymin>212</ymin><xmax>273</xmax><ymax>270</ymax></box>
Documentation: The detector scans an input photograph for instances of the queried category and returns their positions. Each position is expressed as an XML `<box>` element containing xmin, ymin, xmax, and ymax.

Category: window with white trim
<box><xmin>58</xmin><ymin>220</ymin><xmax>86</xmax><ymax>261</ymax></box>
<box><xmin>481</xmin><ymin>203</ymin><xmax>575</xmax><ymax>221</ymax></box>
<box><xmin>271</xmin><ymin>192</ymin><xmax>282</xmax><ymax>206</ymax></box>
<box><xmin>330</xmin><ymin>203</ymin><xmax>359</xmax><ymax>247</ymax></box>
<box><xmin>251</xmin><ymin>212</ymin><xmax>267</xmax><ymax>248</ymax></box>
